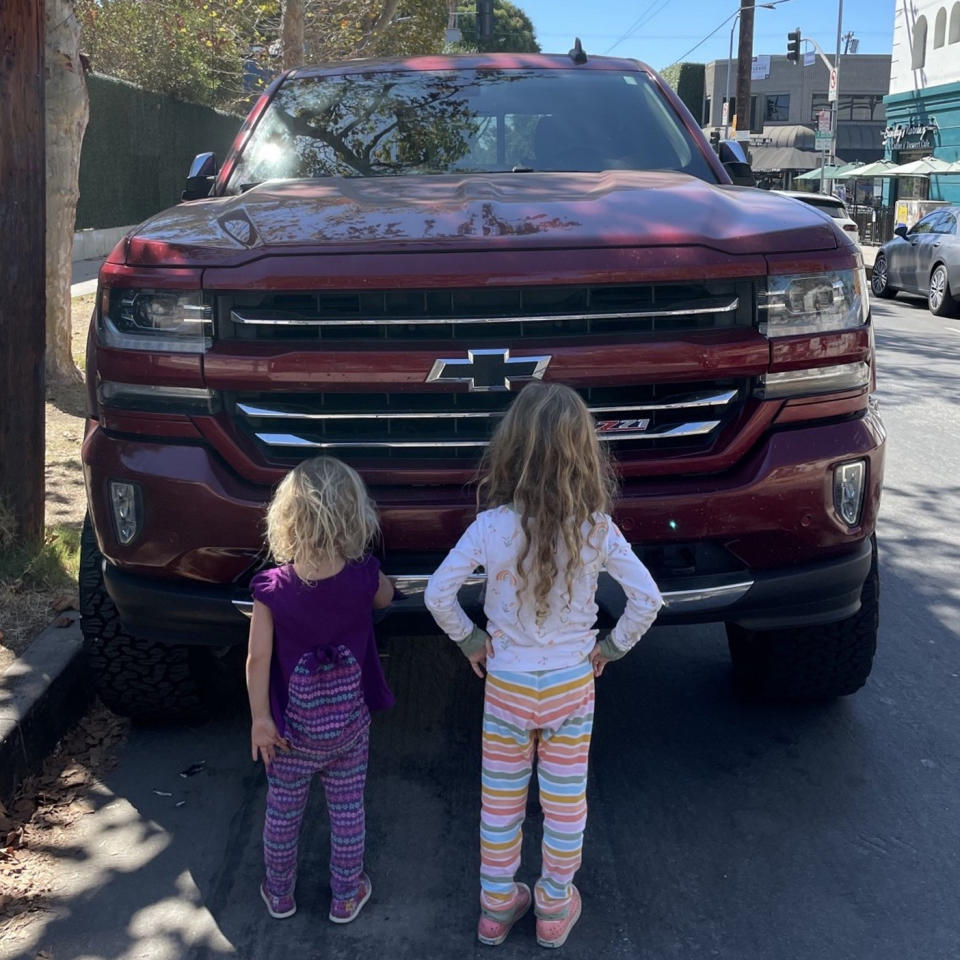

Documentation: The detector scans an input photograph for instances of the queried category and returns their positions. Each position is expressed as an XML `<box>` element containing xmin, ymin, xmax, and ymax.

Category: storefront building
<box><xmin>883</xmin><ymin>0</ymin><xmax>960</xmax><ymax>204</ymax></box>
<box><xmin>701</xmin><ymin>53</ymin><xmax>890</xmax><ymax>188</ymax></box>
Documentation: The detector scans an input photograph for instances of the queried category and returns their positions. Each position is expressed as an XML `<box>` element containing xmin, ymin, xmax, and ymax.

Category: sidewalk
<box><xmin>71</xmin><ymin>257</ymin><xmax>102</xmax><ymax>297</ymax></box>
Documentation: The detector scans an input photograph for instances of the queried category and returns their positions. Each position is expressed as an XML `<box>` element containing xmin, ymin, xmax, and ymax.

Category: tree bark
<box><xmin>281</xmin><ymin>0</ymin><xmax>305</xmax><ymax>70</ymax></box>
<box><xmin>45</xmin><ymin>0</ymin><xmax>87</xmax><ymax>386</ymax></box>
<box><xmin>0</xmin><ymin>0</ymin><xmax>46</xmax><ymax>546</ymax></box>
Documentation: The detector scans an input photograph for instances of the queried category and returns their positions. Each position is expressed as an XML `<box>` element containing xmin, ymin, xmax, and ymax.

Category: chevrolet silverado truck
<box><xmin>80</xmin><ymin>52</ymin><xmax>885</xmax><ymax>720</ymax></box>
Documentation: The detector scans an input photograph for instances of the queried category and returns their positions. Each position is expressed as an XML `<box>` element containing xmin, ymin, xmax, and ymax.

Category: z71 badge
<box><xmin>595</xmin><ymin>418</ymin><xmax>651</xmax><ymax>434</ymax></box>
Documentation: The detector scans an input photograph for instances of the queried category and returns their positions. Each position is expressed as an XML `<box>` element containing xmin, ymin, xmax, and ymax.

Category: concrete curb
<box><xmin>0</xmin><ymin>617</ymin><xmax>91</xmax><ymax>804</ymax></box>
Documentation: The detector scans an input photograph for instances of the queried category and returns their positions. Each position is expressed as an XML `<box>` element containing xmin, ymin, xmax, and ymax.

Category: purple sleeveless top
<box><xmin>250</xmin><ymin>557</ymin><xmax>394</xmax><ymax>735</ymax></box>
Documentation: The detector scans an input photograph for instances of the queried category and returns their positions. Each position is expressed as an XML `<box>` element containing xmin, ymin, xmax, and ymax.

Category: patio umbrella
<box><xmin>795</xmin><ymin>164</ymin><xmax>845</xmax><ymax>182</ymax></box>
<box><xmin>835</xmin><ymin>159</ymin><xmax>899</xmax><ymax>179</ymax></box>
<box><xmin>887</xmin><ymin>156</ymin><xmax>957</xmax><ymax>176</ymax></box>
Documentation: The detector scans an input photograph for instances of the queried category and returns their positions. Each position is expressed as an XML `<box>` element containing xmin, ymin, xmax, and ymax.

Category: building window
<box><xmin>703</xmin><ymin>97</ymin><xmax>712</xmax><ymax>125</ymax></box>
<box><xmin>912</xmin><ymin>15</ymin><xmax>927</xmax><ymax>68</ymax></box>
<box><xmin>935</xmin><ymin>7</ymin><xmax>947</xmax><ymax>46</ymax></box>
<box><xmin>765</xmin><ymin>94</ymin><xmax>790</xmax><ymax>122</ymax></box>
<box><xmin>950</xmin><ymin>2</ymin><xmax>960</xmax><ymax>42</ymax></box>
<box><xmin>811</xmin><ymin>94</ymin><xmax>884</xmax><ymax>122</ymax></box>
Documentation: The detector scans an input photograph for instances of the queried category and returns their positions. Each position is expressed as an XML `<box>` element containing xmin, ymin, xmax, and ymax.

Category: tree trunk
<box><xmin>0</xmin><ymin>0</ymin><xmax>46</xmax><ymax>547</ymax></box>
<box><xmin>281</xmin><ymin>0</ymin><xmax>304</xmax><ymax>70</ymax></box>
<box><xmin>45</xmin><ymin>0</ymin><xmax>87</xmax><ymax>386</ymax></box>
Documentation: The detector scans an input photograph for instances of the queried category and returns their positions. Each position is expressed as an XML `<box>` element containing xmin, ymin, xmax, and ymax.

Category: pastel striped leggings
<box><xmin>480</xmin><ymin>660</ymin><xmax>595</xmax><ymax>916</ymax></box>
<box><xmin>263</xmin><ymin>727</ymin><xmax>369</xmax><ymax>902</ymax></box>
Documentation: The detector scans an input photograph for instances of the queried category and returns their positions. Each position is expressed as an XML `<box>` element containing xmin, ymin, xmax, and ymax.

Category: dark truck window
<box><xmin>226</xmin><ymin>69</ymin><xmax>716</xmax><ymax>190</ymax></box>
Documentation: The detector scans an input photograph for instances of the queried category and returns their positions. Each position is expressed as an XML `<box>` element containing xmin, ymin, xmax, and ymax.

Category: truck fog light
<box><xmin>833</xmin><ymin>460</ymin><xmax>865</xmax><ymax>526</ymax></box>
<box><xmin>110</xmin><ymin>481</ymin><xmax>141</xmax><ymax>545</ymax></box>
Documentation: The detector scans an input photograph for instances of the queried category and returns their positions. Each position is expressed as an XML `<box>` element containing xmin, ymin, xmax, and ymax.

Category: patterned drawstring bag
<box><xmin>283</xmin><ymin>644</ymin><xmax>370</xmax><ymax>757</ymax></box>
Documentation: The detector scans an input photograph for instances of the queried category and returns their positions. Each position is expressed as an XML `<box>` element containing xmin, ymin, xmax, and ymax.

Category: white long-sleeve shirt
<box><xmin>424</xmin><ymin>506</ymin><xmax>663</xmax><ymax>671</ymax></box>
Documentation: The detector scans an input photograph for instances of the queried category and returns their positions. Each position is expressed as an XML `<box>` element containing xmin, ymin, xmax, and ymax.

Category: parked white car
<box><xmin>774</xmin><ymin>190</ymin><xmax>861</xmax><ymax>246</ymax></box>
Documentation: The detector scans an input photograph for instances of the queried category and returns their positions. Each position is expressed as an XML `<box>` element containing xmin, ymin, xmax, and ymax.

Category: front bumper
<box><xmin>85</xmin><ymin>402</ymin><xmax>884</xmax><ymax>644</ymax></box>
<box><xmin>101</xmin><ymin>535</ymin><xmax>873</xmax><ymax>645</ymax></box>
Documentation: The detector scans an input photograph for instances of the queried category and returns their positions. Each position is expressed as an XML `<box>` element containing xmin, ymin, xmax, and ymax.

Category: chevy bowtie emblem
<box><xmin>426</xmin><ymin>349</ymin><xmax>551</xmax><ymax>392</ymax></box>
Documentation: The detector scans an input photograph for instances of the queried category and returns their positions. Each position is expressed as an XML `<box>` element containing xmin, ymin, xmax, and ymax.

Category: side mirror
<box><xmin>717</xmin><ymin>139</ymin><xmax>756</xmax><ymax>187</ymax></box>
<box><xmin>182</xmin><ymin>152</ymin><xmax>217</xmax><ymax>201</ymax></box>
<box><xmin>894</xmin><ymin>224</ymin><xmax>909</xmax><ymax>239</ymax></box>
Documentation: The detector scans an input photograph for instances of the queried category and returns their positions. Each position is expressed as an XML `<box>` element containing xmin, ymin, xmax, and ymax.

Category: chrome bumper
<box><xmin>231</xmin><ymin>574</ymin><xmax>753</xmax><ymax>618</ymax></box>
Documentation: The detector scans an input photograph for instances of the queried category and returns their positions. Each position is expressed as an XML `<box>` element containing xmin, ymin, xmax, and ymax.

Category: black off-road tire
<box><xmin>726</xmin><ymin>541</ymin><xmax>879</xmax><ymax>701</ymax></box>
<box><xmin>79</xmin><ymin>515</ymin><xmax>223</xmax><ymax>722</ymax></box>
<box><xmin>870</xmin><ymin>254</ymin><xmax>897</xmax><ymax>299</ymax></box>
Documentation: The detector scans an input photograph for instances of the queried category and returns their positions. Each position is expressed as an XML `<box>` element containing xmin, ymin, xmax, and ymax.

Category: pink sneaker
<box><xmin>477</xmin><ymin>882</ymin><xmax>532</xmax><ymax>946</ymax></box>
<box><xmin>260</xmin><ymin>881</ymin><xmax>296</xmax><ymax>919</ymax></box>
<box><xmin>535</xmin><ymin>886</ymin><xmax>581</xmax><ymax>948</ymax></box>
<box><xmin>329</xmin><ymin>872</ymin><xmax>372</xmax><ymax>924</ymax></box>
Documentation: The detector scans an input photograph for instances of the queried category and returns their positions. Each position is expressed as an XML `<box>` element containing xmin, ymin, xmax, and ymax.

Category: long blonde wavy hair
<box><xmin>478</xmin><ymin>382</ymin><xmax>617</xmax><ymax>622</ymax></box>
<box><xmin>266</xmin><ymin>456</ymin><xmax>379</xmax><ymax>570</ymax></box>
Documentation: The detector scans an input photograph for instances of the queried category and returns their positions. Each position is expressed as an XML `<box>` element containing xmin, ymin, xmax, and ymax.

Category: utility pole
<box><xmin>0</xmin><ymin>0</ymin><xmax>46</xmax><ymax>546</ymax></box>
<box><xmin>829</xmin><ymin>0</ymin><xmax>844</xmax><ymax>174</ymax></box>
<box><xmin>734</xmin><ymin>0</ymin><xmax>755</xmax><ymax>141</ymax></box>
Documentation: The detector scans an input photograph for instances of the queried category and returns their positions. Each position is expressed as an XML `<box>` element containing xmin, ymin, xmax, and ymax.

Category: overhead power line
<box><xmin>604</xmin><ymin>0</ymin><xmax>673</xmax><ymax>54</ymax></box>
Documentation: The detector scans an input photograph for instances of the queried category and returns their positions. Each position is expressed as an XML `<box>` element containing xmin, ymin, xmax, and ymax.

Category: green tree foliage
<box><xmin>455</xmin><ymin>0</ymin><xmax>540</xmax><ymax>53</ymax></box>
<box><xmin>661</xmin><ymin>62</ymin><xmax>705</xmax><ymax>125</ymax></box>
<box><xmin>76</xmin><ymin>0</ymin><xmax>448</xmax><ymax>109</ymax></box>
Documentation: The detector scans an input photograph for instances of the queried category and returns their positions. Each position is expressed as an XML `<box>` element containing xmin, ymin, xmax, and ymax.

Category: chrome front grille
<box><xmin>230</xmin><ymin>381</ymin><xmax>747</xmax><ymax>462</ymax></box>
<box><xmin>219</xmin><ymin>282</ymin><xmax>754</xmax><ymax>342</ymax></box>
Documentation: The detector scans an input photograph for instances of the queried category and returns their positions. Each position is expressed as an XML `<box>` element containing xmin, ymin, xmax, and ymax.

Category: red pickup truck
<box><xmin>80</xmin><ymin>52</ymin><xmax>884</xmax><ymax>720</ymax></box>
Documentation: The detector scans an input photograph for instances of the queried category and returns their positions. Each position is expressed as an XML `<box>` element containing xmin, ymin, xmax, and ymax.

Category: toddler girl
<box><xmin>425</xmin><ymin>382</ymin><xmax>662</xmax><ymax>948</ymax></box>
<box><xmin>246</xmin><ymin>455</ymin><xmax>394</xmax><ymax>922</ymax></box>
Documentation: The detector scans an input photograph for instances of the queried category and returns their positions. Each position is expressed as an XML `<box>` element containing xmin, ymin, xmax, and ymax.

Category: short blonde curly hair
<box><xmin>265</xmin><ymin>456</ymin><xmax>379</xmax><ymax>567</ymax></box>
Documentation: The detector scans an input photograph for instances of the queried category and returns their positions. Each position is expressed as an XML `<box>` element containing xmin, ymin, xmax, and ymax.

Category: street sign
<box><xmin>815</xmin><ymin>132</ymin><xmax>835</xmax><ymax>151</ymax></box>
<box><xmin>817</xmin><ymin>109</ymin><xmax>831</xmax><ymax>133</ymax></box>
<box><xmin>803</xmin><ymin>51</ymin><xmax>816</xmax><ymax>67</ymax></box>
<box><xmin>721</xmin><ymin>101</ymin><xmax>729</xmax><ymax>126</ymax></box>
<box><xmin>752</xmin><ymin>55</ymin><xmax>771</xmax><ymax>80</ymax></box>
<box><xmin>828</xmin><ymin>68</ymin><xmax>838</xmax><ymax>102</ymax></box>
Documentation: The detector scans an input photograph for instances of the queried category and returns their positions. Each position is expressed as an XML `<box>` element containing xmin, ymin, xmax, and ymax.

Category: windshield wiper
<box><xmin>512</xmin><ymin>165</ymin><xmax>535</xmax><ymax>173</ymax></box>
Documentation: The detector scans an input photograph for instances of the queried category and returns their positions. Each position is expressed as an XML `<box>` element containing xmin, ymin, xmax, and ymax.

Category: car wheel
<box><xmin>79</xmin><ymin>514</ymin><xmax>236</xmax><ymax>722</ymax></box>
<box><xmin>928</xmin><ymin>264</ymin><xmax>960</xmax><ymax>317</ymax></box>
<box><xmin>870</xmin><ymin>254</ymin><xmax>897</xmax><ymax>299</ymax></box>
<box><xmin>725</xmin><ymin>538</ymin><xmax>879</xmax><ymax>701</ymax></box>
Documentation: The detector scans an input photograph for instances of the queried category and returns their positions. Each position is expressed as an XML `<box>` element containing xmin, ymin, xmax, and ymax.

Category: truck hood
<box><xmin>123</xmin><ymin>171</ymin><xmax>841</xmax><ymax>267</ymax></box>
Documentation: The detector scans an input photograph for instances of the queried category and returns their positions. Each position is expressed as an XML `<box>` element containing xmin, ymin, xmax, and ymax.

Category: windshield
<box><xmin>226</xmin><ymin>68</ymin><xmax>716</xmax><ymax>190</ymax></box>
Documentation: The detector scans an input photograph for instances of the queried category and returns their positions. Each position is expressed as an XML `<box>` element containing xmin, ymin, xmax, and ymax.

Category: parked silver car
<box><xmin>871</xmin><ymin>205</ymin><xmax>960</xmax><ymax>317</ymax></box>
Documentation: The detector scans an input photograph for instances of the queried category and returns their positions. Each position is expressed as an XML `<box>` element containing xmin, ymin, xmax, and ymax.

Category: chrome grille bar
<box><xmin>253</xmin><ymin>421</ymin><xmax>723</xmax><ymax>449</ymax></box>
<box><xmin>230</xmin><ymin>298</ymin><xmax>738</xmax><ymax>328</ymax></box>
<box><xmin>237</xmin><ymin>390</ymin><xmax>739</xmax><ymax>421</ymax></box>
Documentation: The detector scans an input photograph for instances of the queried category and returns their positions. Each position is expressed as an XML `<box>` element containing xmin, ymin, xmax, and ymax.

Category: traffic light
<box><xmin>710</xmin><ymin>129</ymin><xmax>721</xmax><ymax>152</ymax></box>
<box><xmin>477</xmin><ymin>0</ymin><xmax>494</xmax><ymax>41</ymax></box>
<box><xmin>787</xmin><ymin>28</ymin><xmax>802</xmax><ymax>63</ymax></box>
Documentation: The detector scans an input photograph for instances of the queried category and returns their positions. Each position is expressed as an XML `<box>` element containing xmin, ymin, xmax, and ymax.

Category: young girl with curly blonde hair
<box><xmin>425</xmin><ymin>382</ymin><xmax>662</xmax><ymax>948</ymax></box>
<box><xmin>246</xmin><ymin>456</ymin><xmax>394</xmax><ymax>922</ymax></box>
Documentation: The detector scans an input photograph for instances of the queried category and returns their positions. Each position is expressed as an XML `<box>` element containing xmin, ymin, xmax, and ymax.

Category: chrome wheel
<box><xmin>930</xmin><ymin>265</ymin><xmax>947</xmax><ymax>312</ymax></box>
<box><xmin>928</xmin><ymin>264</ymin><xmax>959</xmax><ymax>317</ymax></box>
<box><xmin>871</xmin><ymin>255</ymin><xmax>895</xmax><ymax>298</ymax></box>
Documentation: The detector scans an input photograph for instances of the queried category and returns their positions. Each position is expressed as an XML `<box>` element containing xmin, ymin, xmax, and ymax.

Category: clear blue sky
<box><xmin>515</xmin><ymin>0</ymin><xmax>895</xmax><ymax>71</ymax></box>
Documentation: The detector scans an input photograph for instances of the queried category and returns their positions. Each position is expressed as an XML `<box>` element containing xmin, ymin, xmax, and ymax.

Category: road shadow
<box><xmin>13</xmin><ymin>542</ymin><xmax>960</xmax><ymax>960</ymax></box>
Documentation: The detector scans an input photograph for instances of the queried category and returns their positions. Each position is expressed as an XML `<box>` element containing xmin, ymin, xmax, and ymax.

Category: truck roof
<box><xmin>287</xmin><ymin>52</ymin><xmax>652</xmax><ymax>79</ymax></box>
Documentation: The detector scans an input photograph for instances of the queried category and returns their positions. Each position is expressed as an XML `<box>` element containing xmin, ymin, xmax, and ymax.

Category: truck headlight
<box><xmin>760</xmin><ymin>267</ymin><xmax>868</xmax><ymax>337</ymax></box>
<box><xmin>99</xmin><ymin>289</ymin><xmax>212</xmax><ymax>353</ymax></box>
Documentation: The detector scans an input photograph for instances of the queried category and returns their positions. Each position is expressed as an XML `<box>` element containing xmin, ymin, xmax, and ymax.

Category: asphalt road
<box><xmin>6</xmin><ymin>294</ymin><xmax>960</xmax><ymax>960</ymax></box>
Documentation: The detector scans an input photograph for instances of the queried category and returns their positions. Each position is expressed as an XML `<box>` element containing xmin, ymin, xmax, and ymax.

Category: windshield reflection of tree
<box><xmin>263</xmin><ymin>73</ymin><xmax>528</xmax><ymax>178</ymax></box>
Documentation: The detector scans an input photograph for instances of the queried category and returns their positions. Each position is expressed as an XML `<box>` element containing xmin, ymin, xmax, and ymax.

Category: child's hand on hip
<box><xmin>251</xmin><ymin>715</ymin><xmax>289</xmax><ymax>766</ymax></box>
<box><xmin>459</xmin><ymin>625</ymin><xmax>494</xmax><ymax>678</ymax></box>
<box><xmin>589</xmin><ymin>633</ymin><xmax>628</xmax><ymax>677</ymax></box>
